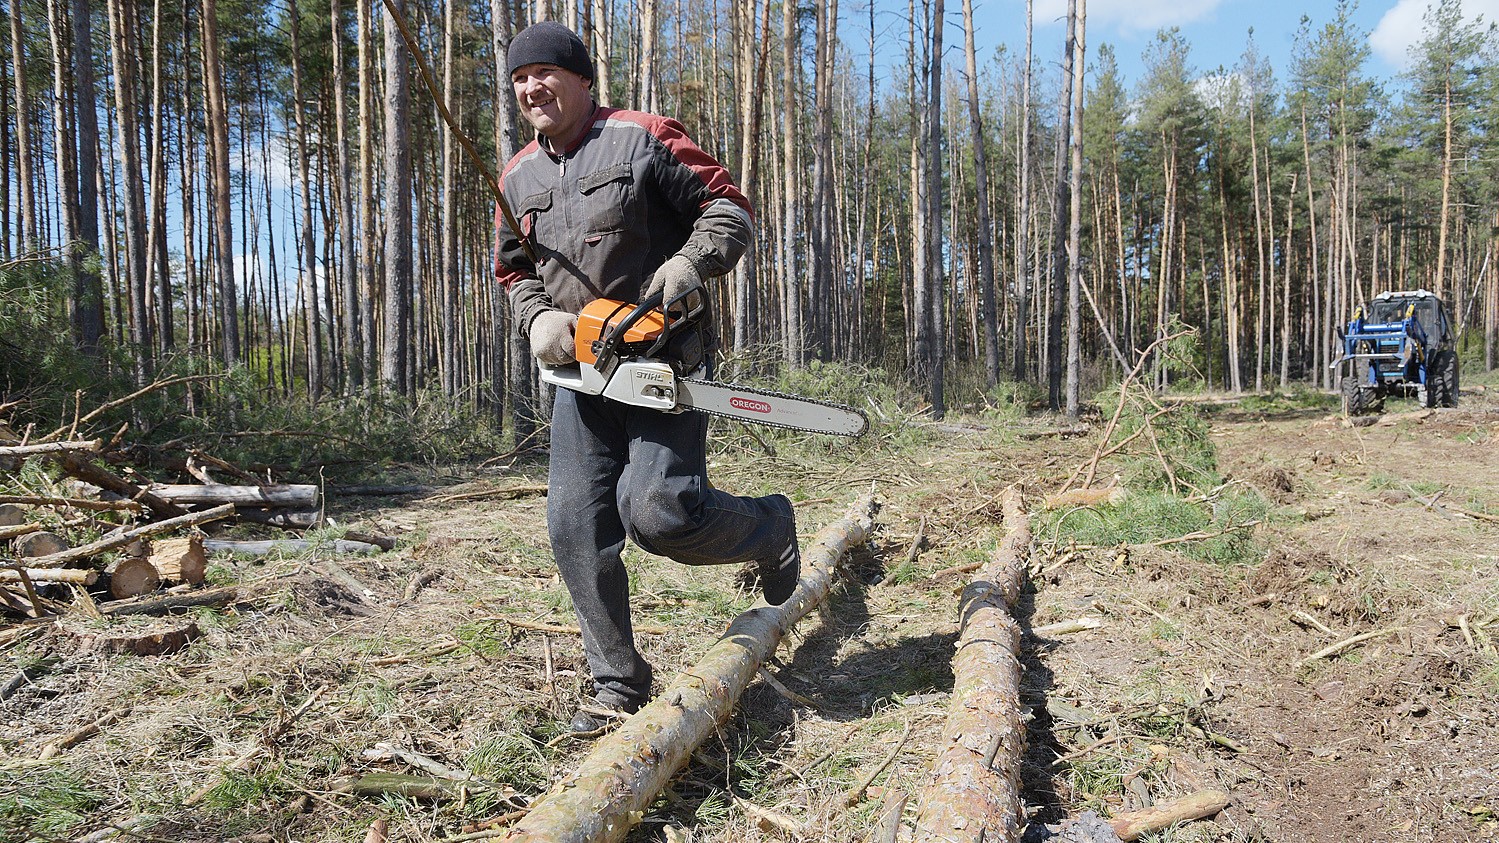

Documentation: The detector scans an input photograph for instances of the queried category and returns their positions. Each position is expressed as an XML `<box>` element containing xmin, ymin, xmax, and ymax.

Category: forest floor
<box><xmin>4</xmin><ymin>381</ymin><xmax>1498</xmax><ymax>843</ymax></box>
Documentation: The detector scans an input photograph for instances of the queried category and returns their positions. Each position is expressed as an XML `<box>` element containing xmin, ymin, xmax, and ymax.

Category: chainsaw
<box><xmin>538</xmin><ymin>289</ymin><xmax>868</xmax><ymax>437</ymax></box>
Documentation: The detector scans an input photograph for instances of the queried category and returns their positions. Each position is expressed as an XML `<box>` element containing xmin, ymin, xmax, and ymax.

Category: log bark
<box><xmin>0</xmin><ymin>439</ymin><xmax>102</xmax><ymax>457</ymax></box>
<box><xmin>100</xmin><ymin>585</ymin><xmax>238</xmax><ymax>616</ymax></box>
<box><xmin>29</xmin><ymin>504</ymin><xmax>234</xmax><ymax>568</ymax></box>
<box><xmin>911</xmin><ymin>489</ymin><xmax>1030</xmax><ymax>842</ymax></box>
<box><xmin>55</xmin><ymin>454</ymin><xmax>187</xmax><ymax>520</ymax></box>
<box><xmin>0</xmin><ymin>495</ymin><xmax>143</xmax><ymax>512</ymax></box>
<box><xmin>201</xmin><ymin>538</ymin><xmax>382</xmax><ymax>555</ymax></box>
<box><xmin>146</xmin><ymin>484</ymin><xmax>320</xmax><ymax>508</ymax></box>
<box><xmin>107</xmin><ymin>556</ymin><xmax>161</xmax><ymax>599</ymax></box>
<box><xmin>0</xmin><ymin>567</ymin><xmax>98</xmax><ymax>585</ymax></box>
<box><xmin>149</xmin><ymin>537</ymin><xmax>207</xmax><ymax>585</ymax></box>
<box><xmin>234</xmin><ymin>508</ymin><xmax>323</xmax><ymax>529</ymax></box>
<box><xmin>499</xmin><ymin>495</ymin><xmax>880</xmax><ymax>843</ymax></box>
<box><xmin>1109</xmin><ymin>789</ymin><xmax>1229</xmax><ymax>841</ymax></box>
<box><xmin>0</xmin><ymin>524</ymin><xmax>42</xmax><ymax>541</ymax></box>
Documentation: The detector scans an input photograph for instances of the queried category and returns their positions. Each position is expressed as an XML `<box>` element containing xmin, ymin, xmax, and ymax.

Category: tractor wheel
<box><xmin>1432</xmin><ymin>350</ymin><xmax>1460</xmax><ymax>407</ymax></box>
<box><xmin>1341</xmin><ymin>376</ymin><xmax>1374</xmax><ymax>416</ymax></box>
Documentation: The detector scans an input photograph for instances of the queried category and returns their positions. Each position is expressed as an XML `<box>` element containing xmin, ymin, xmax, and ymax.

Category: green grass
<box><xmin>0</xmin><ymin>763</ymin><xmax>106</xmax><ymax>840</ymax></box>
<box><xmin>1042</xmin><ymin>490</ymin><xmax>1267</xmax><ymax>566</ymax></box>
<box><xmin>202</xmin><ymin>767</ymin><xmax>292</xmax><ymax>814</ymax></box>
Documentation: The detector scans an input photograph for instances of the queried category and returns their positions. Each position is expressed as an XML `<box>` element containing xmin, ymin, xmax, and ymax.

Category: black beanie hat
<box><xmin>507</xmin><ymin>21</ymin><xmax>594</xmax><ymax>81</ymax></box>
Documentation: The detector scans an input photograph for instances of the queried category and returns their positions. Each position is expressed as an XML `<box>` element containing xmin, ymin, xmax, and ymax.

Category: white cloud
<box><xmin>1035</xmin><ymin>0</ymin><xmax>1224</xmax><ymax>35</ymax></box>
<box><xmin>1370</xmin><ymin>0</ymin><xmax>1499</xmax><ymax>69</ymax></box>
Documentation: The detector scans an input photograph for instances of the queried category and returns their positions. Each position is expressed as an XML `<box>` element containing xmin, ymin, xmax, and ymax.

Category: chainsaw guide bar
<box><xmin>538</xmin><ymin>294</ymin><xmax>869</xmax><ymax>438</ymax></box>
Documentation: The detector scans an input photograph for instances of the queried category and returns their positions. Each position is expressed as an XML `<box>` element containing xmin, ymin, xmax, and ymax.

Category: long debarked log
<box><xmin>0</xmin><ymin>567</ymin><xmax>99</xmax><ymax>585</ymax></box>
<box><xmin>0</xmin><ymin>439</ymin><xmax>102</xmax><ymax>457</ymax></box>
<box><xmin>146</xmin><ymin>483</ymin><xmax>320</xmax><ymax>508</ymax></box>
<box><xmin>911</xmin><ymin>489</ymin><xmax>1031</xmax><ymax>842</ymax></box>
<box><xmin>500</xmin><ymin>495</ymin><xmax>880</xmax><ymax>843</ymax></box>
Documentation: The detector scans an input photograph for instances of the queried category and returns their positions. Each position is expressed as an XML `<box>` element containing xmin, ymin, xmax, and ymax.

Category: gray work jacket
<box><xmin>493</xmin><ymin>104</ymin><xmax>753</xmax><ymax>337</ymax></box>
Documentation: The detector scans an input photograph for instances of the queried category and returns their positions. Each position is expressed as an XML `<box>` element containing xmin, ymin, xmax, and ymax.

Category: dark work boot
<box><xmin>567</xmin><ymin>696</ymin><xmax>640</xmax><ymax>734</ymax></box>
<box><xmin>758</xmin><ymin>495</ymin><xmax>801</xmax><ymax>606</ymax></box>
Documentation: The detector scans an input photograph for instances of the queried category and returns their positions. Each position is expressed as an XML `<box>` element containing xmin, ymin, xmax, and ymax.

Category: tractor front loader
<box><xmin>1333</xmin><ymin>289</ymin><xmax>1459</xmax><ymax>416</ymax></box>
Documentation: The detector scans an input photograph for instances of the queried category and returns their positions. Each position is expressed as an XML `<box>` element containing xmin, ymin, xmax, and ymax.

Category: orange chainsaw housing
<box><xmin>573</xmin><ymin>298</ymin><xmax>666</xmax><ymax>366</ymax></box>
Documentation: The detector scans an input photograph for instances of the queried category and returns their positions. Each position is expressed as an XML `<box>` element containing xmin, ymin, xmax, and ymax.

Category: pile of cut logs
<box><xmin>1</xmin><ymin>414</ymin><xmax>336</xmax><ymax>617</ymax></box>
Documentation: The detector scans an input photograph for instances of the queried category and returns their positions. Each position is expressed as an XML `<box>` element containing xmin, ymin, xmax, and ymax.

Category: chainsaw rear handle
<box><xmin>590</xmin><ymin>284</ymin><xmax>708</xmax><ymax>374</ymax></box>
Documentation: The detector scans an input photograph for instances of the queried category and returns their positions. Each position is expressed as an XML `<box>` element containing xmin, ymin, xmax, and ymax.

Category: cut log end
<box><xmin>107</xmin><ymin>556</ymin><xmax>161</xmax><ymax>600</ymax></box>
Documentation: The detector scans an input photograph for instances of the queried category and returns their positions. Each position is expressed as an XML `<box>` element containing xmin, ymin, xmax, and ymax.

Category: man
<box><xmin>493</xmin><ymin>21</ymin><xmax>800</xmax><ymax>732</ymax></box>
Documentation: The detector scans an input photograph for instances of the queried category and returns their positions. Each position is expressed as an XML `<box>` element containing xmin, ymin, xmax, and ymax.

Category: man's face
<box><xmin>512</xmin><ymin>64</ymin><xmax>593</xmax><ymax>144</ymax></box>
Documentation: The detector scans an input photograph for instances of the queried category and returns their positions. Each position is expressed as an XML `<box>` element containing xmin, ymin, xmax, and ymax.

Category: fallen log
<box><xmin>911</xmin><ymin>488</ymin><xmax>1030</xmax><ymax>842</ymax></box>
<box><xmin>54</xmin><ymin>454</ymin><xmax>187</xmax><ymax>520</ymax></box>
<box><xmin>146</xmin><ymin>483</ymin><xmax>320</xmax><ymax>508</ymax></box>
<box><xmin>28</xmin><ymin>503</ymin><xmax>234</xmax><ymax>568</ymax></box>
<box><xmin>0</xmin><ymin>494</ymin><xmax>142</xmax><ymax>513</ymax></box>
<box><xmin>0</xmin><ymin>439</ymin><xmax>102</xmax><ymax>458</ymax></box>
<box><xmin>0</xmin><ymin>567</ymin><xmax>98</xmax><ymax>585</ymax></box>
<box><xmin>0</xmin><ymin>504</ymin><xmax>26</xmax><ymax>526</ymax></box>
<box><xmin>499</xmin><ymin>495</ymin><xmax>879</xmax><ymax>843</ymax></box>
<box><xmin>234</xmin><ymin>507</ymin><xmax>323</xmax><ymax>529</ymax></box>
<box><xmin>1109</xmin><ymin>789</ymin><xmax>1229</xmax><ymax>841</ymax></box>
<box><xmin>149</xmin><ymin>537</ymin><xmax>207</xmax><ymax>586</ymax></box>
<box><xmin>106</xmin><ymin>556</ymin><xmax>161</xmax><ymax>599</ymax></box>
<box><xmin>201</xmin><ymin>538</ymin><xmax>382</xmax><ymax>555</ymax></box>
<box><xmin>14</xmin><ymin>531</ymin><xmax>69</xmax><ymax>558</ymax></box>
<box><xmin>99</xmin><ymin>585</ymin><xmax>238</xmax><ymax>616</ymax></box>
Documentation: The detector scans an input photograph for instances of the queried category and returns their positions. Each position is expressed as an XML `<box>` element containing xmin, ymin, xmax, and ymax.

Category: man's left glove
<box><xmin>643</xmin><ymin>254</ymin><xmax>703</xmax><ymax>309</ymax></box>
<box><xmin>529</xmin><ymin>310</ymin><xmax>578</xmax><ymax>366</ymax></box>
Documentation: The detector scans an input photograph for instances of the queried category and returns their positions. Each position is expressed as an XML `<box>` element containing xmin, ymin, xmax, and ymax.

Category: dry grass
<box><xmin>4</xmin><ymin>395</ymin><xmax>1497</xmax><ymax>842</ymax></box>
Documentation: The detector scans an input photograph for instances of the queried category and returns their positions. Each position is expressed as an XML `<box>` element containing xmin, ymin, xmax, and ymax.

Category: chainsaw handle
<box><xmin>590</xmin><ymin>285</ymin><xmax>709</xmax><ymax>373</ymax></box>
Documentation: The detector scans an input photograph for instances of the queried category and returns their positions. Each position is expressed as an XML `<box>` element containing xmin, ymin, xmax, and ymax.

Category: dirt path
<box><xmin>3</xmin><ymin>391</ymin><xmax>1496</xmax><ymax>842</ymax></box>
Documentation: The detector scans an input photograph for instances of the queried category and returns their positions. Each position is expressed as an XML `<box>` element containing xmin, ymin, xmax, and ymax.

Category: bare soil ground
<box><xmin>3</xmin><ymin>385</ymin><xmax>1496</xmax><ymax>843</ymax></box>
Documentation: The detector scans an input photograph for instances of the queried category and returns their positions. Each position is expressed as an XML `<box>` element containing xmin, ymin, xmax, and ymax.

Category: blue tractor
<box><xmin>1334</xmin><ymin>289</ymin><xmax>1459</xmax><ymax>416</ymax></box>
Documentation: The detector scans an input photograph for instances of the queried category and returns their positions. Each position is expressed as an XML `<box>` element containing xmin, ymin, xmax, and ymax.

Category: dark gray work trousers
<box><xmin>547</xmin><ymin>385</ymin><xmax>794</xmax><ymax>710</ymax></box>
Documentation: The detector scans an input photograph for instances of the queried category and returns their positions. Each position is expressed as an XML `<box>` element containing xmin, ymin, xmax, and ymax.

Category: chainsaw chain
<box><xmin>681</xmin><ymin>377</ymin><xmax>869</xmax><ymax>437</ymax></box>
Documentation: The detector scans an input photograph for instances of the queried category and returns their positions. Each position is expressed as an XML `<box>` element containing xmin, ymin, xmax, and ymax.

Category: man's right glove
<box><xmin>529</xmin><ymin>310</ymin><xmax>577</xmax><ymax>366</ymax></box>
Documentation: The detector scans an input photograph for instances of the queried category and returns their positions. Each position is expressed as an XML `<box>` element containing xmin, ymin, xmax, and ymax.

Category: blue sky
<box><xmin>863</xmin><ymin>0</ymin><xmax>1499</xmax><ymax>95</ymax></box>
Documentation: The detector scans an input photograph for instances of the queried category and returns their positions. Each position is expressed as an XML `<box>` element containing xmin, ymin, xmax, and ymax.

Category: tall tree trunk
<box><xmin>381</xmin><ymin>0</ymin><xmax>412</xmax><ymax>394</ymax></box>
<box><xmin>926</xmin><ymin>0</ymin><xmax>945</xmax><ymax>419</ymax></box>
<box><xmin>1047</xmin><ymin>0</ymin><xmax>1075</xmax><ymax>408</ymax></box>
<box><xmin>144</xmin><ymin>0</ymin><xmax>173</xmax><ymax>352</ymax></box>
<box><xmin>1064</xmin><ymin>0</ymin><xmax>1085</xmax><ymax>418</ymax></box>
<box><xmin>779</xmin><ymin>0</ymin><xmax>801</xmax><ymax>368</ymax></box>
<box><xmin>1012</xmin><ymin>0</ymin><xmax>1033</xmax><ymax>382</ymax></box>
<box><xmin>10</xmin><ymin>0</ymin><xmax>36</xmax><ymax>251</ymax></box>
<box><xmin>201</xmin><ymin>0</ymin><xmax>239</xmax><ymax>363</ymax></box>
<box><xmin>331</xmin><ymin>0</ymin><xmax>361</xmax><ymax>390</ymax></box>
<box><xmin>808</xmin><ymin>0</ymin><xmax>836</xmax><ymax>361</ymax></box>
<box><xmin>962</xmin><ymin>0</ymin><xmax>999</xmax><ymax>389</ymax></box>
<box><xmin>289</xmin><ymin>0</ymin><xmax>323</xmax><ymax>397</ymax></box>
<box><xmin>1434</xmin><ymin>79</ymin><xmax>1453</xmax><ymax>300</ymax></box>
<box><xmin>106</xmin><ymin>0</ymin><xmax>151</xmax><ymax>381</ymax></box>
<box><xmin>440</xmin><ymin>0</ymin><xmax>460</xmax><ymax>396</ymax></box>
<box><xmin>358</xmin><ymin>0</ymin><xmax>379</xmax><ymax>386</ymax></box>
<box><xmin>638</xmin><ymin>0</ymin><xmax>656</xmax><ymax>111</ymax></box>
<box><xmin>61</xmin><ymin>0</ymin><xmax>103</xmax><ymax>352</ymax></box>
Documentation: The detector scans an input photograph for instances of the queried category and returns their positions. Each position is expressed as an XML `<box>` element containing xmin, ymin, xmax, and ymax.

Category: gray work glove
<box><xmin>643</xmin><ymin>254</ymin><xmax>703</xmax><ymax>309</ymax></box>
<box><xmin>529</xmin><ymin>310</ymin><xmax>577</xmax><ymax>366</ymax></box>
